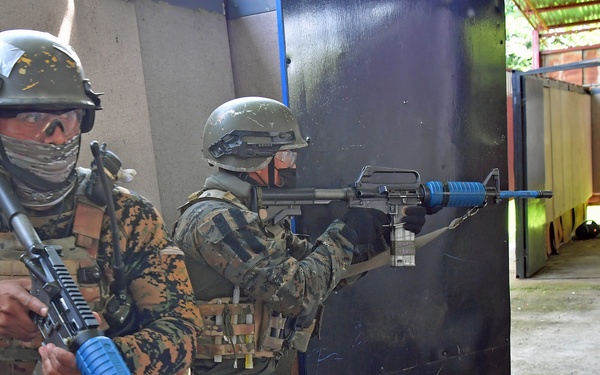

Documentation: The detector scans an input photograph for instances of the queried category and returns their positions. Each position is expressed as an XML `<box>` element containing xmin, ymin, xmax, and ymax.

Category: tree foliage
<box><xmin>505</xmin><ymin>0</ymin><xmax>600</xmax><ymax>71</ymax></box>
<box><xmin>505</xmin><ymin>1</ymin><xmax>533</xmax><ymax>71</ymax></box>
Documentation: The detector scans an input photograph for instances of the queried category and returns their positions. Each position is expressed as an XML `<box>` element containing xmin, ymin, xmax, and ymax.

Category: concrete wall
<box><xmin>1</xmin><ymin>0</ymin><xmax>236</xmax><ymax>227</ymax></box>
<box><xmin>132</xmin><ymin>1</ymin><xmax>234</xmax><ymax>227</ymax></box>
<box><xmin>227</xmin><ymin>11</ymin><xmax>282</xmax><ymax>100</ymax></box>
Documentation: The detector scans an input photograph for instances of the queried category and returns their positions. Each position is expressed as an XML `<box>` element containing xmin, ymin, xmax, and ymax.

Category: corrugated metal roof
<box><xmin>512</xmin><ymin>0</ymin><xmax>600</xmax><ymax>33</ymax></box>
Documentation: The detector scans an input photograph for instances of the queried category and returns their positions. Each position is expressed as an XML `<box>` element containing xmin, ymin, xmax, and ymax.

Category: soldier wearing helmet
<box><xmin>0</xmin><ymin>29</ymin><xmax>201</xmax><ymax>375</ymax></box>
<box><xmin>173</xmin><ymin>96</ymin><xmax>427</xmax><ymax>374</ymax></box>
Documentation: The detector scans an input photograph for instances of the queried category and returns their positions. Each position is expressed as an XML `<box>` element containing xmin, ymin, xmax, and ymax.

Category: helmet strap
<box><xmin>268</xmin><ymin>159</ymin><xmax>275</xmax><ymax>187</ymax></box>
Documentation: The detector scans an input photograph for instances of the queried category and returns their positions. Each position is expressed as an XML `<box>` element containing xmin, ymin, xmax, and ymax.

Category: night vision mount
<box><xmin>208</xmin><ymin>130</ymin><xmax>296</xmax><ymax>159</ymax></box>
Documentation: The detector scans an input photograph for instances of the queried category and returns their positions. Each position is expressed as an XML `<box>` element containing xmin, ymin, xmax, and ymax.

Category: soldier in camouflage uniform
<box><xmin>172</xmin><ymin>97</ymin><xmax>428</xmax><ymax>374</ymax></box>
<box><xmin>0</xmin><ymin>29</ymin><xmax>201</xmax><ymax>375</ymax></box>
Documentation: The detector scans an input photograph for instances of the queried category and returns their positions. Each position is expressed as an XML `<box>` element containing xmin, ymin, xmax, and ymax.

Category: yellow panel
<box><xmin>592</xmin><ymin>95</ymin><xmax>600</xmax><ymax>196</ymax></box>
<box><xmin>544</xmin><ymin>87</ymin><xmax>555</xmax><ymax>222</ymax></box>
<box><xmin>560</xmin><ymin>89</ymin><xmax>574</xmax><ymax>211</ymax></box>
<box><xmin>548</xmin><ymin>87</ymin><xmax>565</xmax><ymax>216</ymax></box>
<box><xmin>563</xmin><ymin>90</ymin><xmax>592</xmax><ymax>208</ymax></box>
<box><xmin>578</xmin><ymin>95</ymin><xmax>593</xmax><ymax>203</ymax></box>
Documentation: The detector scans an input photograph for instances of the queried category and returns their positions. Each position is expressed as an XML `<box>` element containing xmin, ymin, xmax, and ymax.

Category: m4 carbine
<box><xmin>0</xmin><ymin>176</ymin><xmax>131</xmax><ymax>375</ymax></box>
<box><xmin>252</xmin><ymin>165</ymin><xmax>552</xmax><ymax>268</ymax></box>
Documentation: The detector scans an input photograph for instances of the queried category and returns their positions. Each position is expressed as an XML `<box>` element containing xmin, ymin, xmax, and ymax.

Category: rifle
<box><xmin>252</xmin><ymin>166</ymin><xmax>552</xmax><ymax>269</ymax></box>
<box><xmin>0</xmin><ymin>176</ymin><xmax>131</xmax><ymax>375</ymax></box>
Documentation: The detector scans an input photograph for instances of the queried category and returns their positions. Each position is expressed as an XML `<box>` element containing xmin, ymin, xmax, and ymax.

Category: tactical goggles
<box><xmin>273</xmin><ymin>149</ymin><xmax>297</xmax><ymax>169</ymax></box>
<box><xmin>0</xmin><ymin>108</ymin><xmax>83</xmax><ymax>142</ymax></box>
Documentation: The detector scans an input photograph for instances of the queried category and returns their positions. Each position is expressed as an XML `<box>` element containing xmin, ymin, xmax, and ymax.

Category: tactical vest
<box><xmin>0</xmin><ymin>171</ymin><xmax>109</xmax><ymax>375</ymax></box>
<box><xmin>179</xmin><ymin>189</ymin><xmax>316</xmax><ymax>364</ymax></box>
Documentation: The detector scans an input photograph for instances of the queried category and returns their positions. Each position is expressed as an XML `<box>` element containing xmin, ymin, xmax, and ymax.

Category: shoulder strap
<box><xmin>73</xmin><ymin>168</ymin><xmax>106</xmax><ymax>257</ymax></box>
<box><xmin>178</xmin><ymin>189</ymin><xmax>249</xmax><ymax>215</ymax></box>
<box><xmin>200</xmin><ymin>189</ymin><xmax>248</xmax><ymax>210</ymax></box>
<box><xmin>345</xmin><ymin>227</ymin><xmax>450</xmax><ymax>278</ymax></box>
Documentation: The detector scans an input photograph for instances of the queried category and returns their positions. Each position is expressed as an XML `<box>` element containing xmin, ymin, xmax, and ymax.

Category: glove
<box><xmin>400</xmin><ymin>206</ymin><xmax>427</xmax><ymax>234</ymax></box>
<box><xmin>341</xmin><ymin>207</ymin><xmax>390</xmax><ymax>245</ymax></box>
<box><xmin>426</xmin><ymin>205</ymin><xmax>443</xmax><ymax>215</ymax></box>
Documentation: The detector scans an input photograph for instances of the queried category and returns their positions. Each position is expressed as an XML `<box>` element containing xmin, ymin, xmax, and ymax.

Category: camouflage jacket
<box><xmin>3</xmin><ymin>168</ymin><xmax>201</xmax><ymax>375</ymax></box>
<box><xmin>174</xmin><ymin>171</ymin><xmax>357</xmax><ymax>318</ymax></box>
<box><xmin>173</xmin><ymin>172</ymin><xmax>359</xmax><ymax>374</ymax></box>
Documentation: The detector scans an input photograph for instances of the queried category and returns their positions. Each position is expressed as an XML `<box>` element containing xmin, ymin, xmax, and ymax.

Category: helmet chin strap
<box><xmin>268</xmin><ymin>159</ymin><xmax>275</xmax><ymax>187</ymax></box>
<box><xmin>244</xmin><ymin>159</ymin><xmax>280</xmax><ymax>188</ymax></box>
<box><xmin>242</xmin><ymin>170</ymin><xmax>267</xmax><ymax>186</ymax></box>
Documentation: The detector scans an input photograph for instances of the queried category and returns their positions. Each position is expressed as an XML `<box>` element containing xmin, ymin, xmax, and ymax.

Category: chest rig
<box><xmin>180</xmin><ymin>188</ymin><xmax>316</xmax><ymax>367</ymax></box>
<box><xmin>0</xmin><ymin>169</ymin><xmax>109</xmax><ymax>374</ymax></box>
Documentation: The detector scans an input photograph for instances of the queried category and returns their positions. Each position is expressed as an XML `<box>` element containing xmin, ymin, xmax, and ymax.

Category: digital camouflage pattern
<box><xmin>0</xmin><ymin>169</ymin><xmax>202</xmax><ymax>375</ymax></box>
<box><xmin>172</xmin><ymin>172</ymin><xmax>357</xmax><ymax>374</ymax></box>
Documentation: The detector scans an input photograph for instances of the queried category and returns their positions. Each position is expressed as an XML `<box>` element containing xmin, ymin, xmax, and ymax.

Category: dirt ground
<box><xmin>510</xmin><ymin>238</ymin><xmax>600</xmax><ymax>375</ymax></box>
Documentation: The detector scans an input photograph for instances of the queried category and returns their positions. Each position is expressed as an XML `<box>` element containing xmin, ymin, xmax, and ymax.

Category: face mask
<box><xmin>278</xmin><ymin>168</ymin><xmax>297</xmax><ymax>188</ymax></box>
<box><xmin>0</xmin><ymin>134</ymin><xmax>80</xmax><ymax>208</ymax></box>
<box><xmin>247</xmin><ymin>150</ymin><xmax>298</xmax><ymax>188</ymax></box>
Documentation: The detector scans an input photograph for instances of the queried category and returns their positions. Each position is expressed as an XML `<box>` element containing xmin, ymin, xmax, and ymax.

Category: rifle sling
<box><xmin>345</xmin><ymin>226</ymin><xmax>449</xmax><ymax>278</ymax></box>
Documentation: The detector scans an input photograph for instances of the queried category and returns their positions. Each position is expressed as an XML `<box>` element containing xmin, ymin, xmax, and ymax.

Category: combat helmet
<box><xmin>0</xmin><ymin>29</ymin><xmax>101</xmax><ymax>133</ymax></box>
<box><xmin>202</xmin><ymin>97</ymin><xmax>308</xmax><ymax>172</ymax></box>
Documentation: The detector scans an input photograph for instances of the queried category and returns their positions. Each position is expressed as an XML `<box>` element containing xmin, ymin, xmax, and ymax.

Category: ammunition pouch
<box><xmin>195</xmin><ymin>297</ymin><xmax>316</xmax><ymax>360</ymax></box>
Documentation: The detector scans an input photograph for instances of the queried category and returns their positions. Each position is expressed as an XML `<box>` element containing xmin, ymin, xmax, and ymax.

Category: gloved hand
<box><xmin>400</xmin><ymin>206</ymin><xmax>427</xmax><ymax>234</ymax></box>
<box><xmin>341</xmin><ymin>207</ymin><xmax>390</xmax><ymax>245</ymax></box>
<box><xmin>426</xmin><ymin>205</ymin><xmax>443</xmax><ymax>215</ymax></box>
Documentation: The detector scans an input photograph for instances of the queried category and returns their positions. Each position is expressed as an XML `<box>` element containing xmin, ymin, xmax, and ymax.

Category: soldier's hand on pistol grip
<box><xmin>426</xmin><ymin>205</ymin><xmax>443</xmax><ymax>215</ymax></box>
<box><xmin>0</xmin><ymin>278</ymin><xmax>48</xmax><ymax>341</ymax></box>
<box><xmin>341</xmin><ymin>207</ymin><xmax>390</xmax><ymax>245</ymax></box>
<box><xmin>400</xmin><ymin>206</ymin><xmax>428</xmax><ymax>234</ymax></box>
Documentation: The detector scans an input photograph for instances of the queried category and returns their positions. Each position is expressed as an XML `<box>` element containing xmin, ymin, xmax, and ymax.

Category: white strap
<box><xmin>344</xmin><ymin>226</ymin><xmax>450</xmax><ymax>278</ymax></box>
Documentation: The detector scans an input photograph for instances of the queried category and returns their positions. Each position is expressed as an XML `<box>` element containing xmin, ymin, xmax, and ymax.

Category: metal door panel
<box><xmin>521</xmin><ymin>78</ymin><xmax>547</xmax><ymax>276</ymax></box>
<box><xmin>279</xmin><ymin>0</ymin><xmax>509</xmax><ymax>373</ymax></box>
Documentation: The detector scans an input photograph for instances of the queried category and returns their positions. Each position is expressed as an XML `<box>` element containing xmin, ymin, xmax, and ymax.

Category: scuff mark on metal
<box><xmin>441</xmin><ymin>252</ymin><xmax>468</xmax><ymax>262</ymax></box>
<box><xmin>23</xmin><ymin>82</ymin><xmax>40</xmax><ymax>90</ymax></box>
<box><xmin>316</xmin><ymin>349</ymin><xmax>343</xmax><ymax>362</ymax></box>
